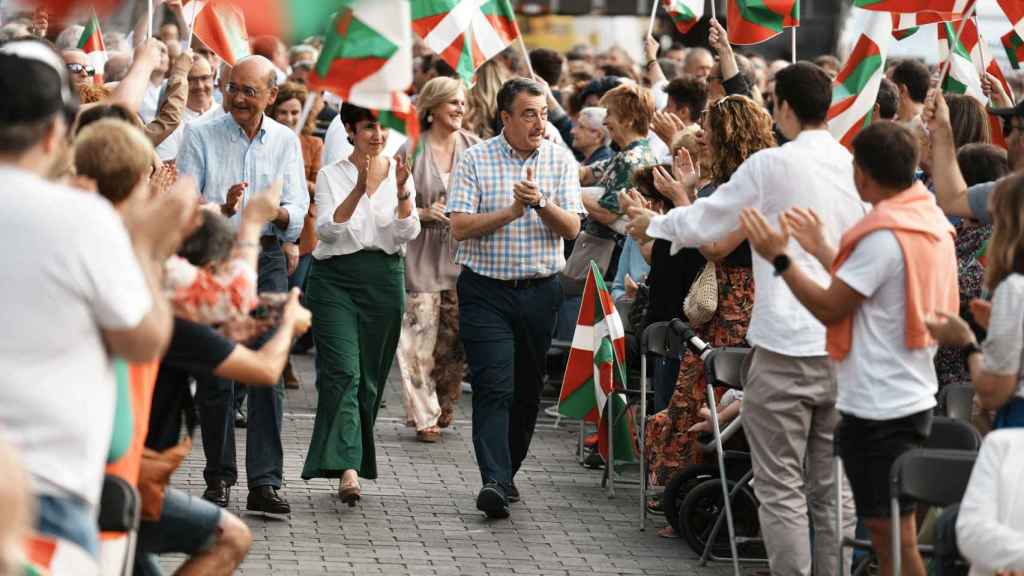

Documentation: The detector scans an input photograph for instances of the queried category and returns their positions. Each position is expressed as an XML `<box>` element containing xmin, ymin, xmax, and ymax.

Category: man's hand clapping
<box><xmin>222</xmin><ymin>182</ymin><xmax>247</xmax><ymax>217</ymax></box>
<box><xmin>513</xmin><ymin>167</ymin><xmax>542</xmax><ymax>208</ymax></box>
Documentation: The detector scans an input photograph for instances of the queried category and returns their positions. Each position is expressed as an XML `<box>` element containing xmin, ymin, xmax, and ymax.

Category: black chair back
<box><xmin>940</xmin><ymin>384</ymin><xmax>975</xmax><ymax>423</ymax></box>
<box><xmin>705</xmin><ymin>347</ymin><xmax>751</xmax><ymax>390</ymax></box>
<box><xmin>641</xmin><ymin>321</ymin><xmax>688</xmax><ymax>360</ymax></box>
<box><xmin>891</xmin><ymin>449</ymin><xmax>977</xmax><ymax>507</ymax></box>
<box><xmin>98</xmin><ymin>475</ymin><xmax>140</xmax><ymax>533</ymax></box>
<box><xmin>926</xmin><ymin>416</ymin><xmax>981</xmax><ymax>452</ymax></box>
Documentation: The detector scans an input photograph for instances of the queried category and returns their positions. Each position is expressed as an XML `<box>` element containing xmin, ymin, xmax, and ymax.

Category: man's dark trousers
<box><xmin>458</xmin><ymin>268</ymin><xmax>561</xmax><ymax>489</ymax></box>
<box><xmin>196</xmin><ymin>244</ymin><xmax>287</xmax><ymax>489</ymax></box>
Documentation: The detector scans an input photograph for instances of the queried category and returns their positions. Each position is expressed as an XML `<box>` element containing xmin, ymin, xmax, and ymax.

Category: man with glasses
<box><xmin>177</xmin><ymin>55</ymin><xmax>308</xmax><ymax>515</ymax></box>
<box><xmin>155</xmin><ymin>55</ymin><xmax>224</xmax><ymax>161</ymax></box>
<box><xmin>926</xmin><ymin>88</ymin><xmax>1024</xmax><ymax>224</ymax></box>
<box><xmin>61</xmin><ymin>49</ymin><xmax>94</xmax><ymax>87</ymax></box>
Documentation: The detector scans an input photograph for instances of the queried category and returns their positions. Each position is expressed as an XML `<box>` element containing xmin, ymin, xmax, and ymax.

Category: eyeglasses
<box><xmin>66</xmin><ymin>63</ymin><xmax>95</xmax><ymax>76</ymax></box>
<box><xmin>292</xmin><ymin>60</ymin><xmax>315</xmax><ymax>71</ymax></box>
<box><xmin>188</xmin><ymin>74</ymin><xmax>214</xmax><ymax>84</ymax></box>
<box><xmin>225</xmin><ymin>82</ymin><xmax>264</xmax><ymax>98</ymax></box>
<box><xmin>1002</xmin><ymin>117</ymin><xmax>1024</xmax><ymax>138</ymax></box>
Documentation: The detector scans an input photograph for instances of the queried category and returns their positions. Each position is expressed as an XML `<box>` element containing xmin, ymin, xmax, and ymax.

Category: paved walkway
<box><xmin>164</xmin><ymin>353</ymin><xmax>734</xmax><ymax>576</ymax></box>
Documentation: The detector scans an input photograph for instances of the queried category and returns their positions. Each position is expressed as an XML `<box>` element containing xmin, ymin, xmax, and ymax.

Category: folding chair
<box><xmin>98</xmin><ymin>474</ymin><xmax>141</xmax><ymax>576</ymax></box>
<box><xmin>631</xmin><ymin>320</ymin><xmax>688</xmax><ymax>529</ymax></box>
<box><xmin>672</xmin><ymin>320</ymin><xmax>753</xmax><ymax>576</ymax></box>
<box><xmin>890</xmin><ymin>449</ymin><xmax>978</xmax><ymax>576</ymax></box>
<box><xmin>939</xmin><ymin>384</ymin><xmax>976</xmax><ymax>423</ymax></box>
<box><xmin>836</xmin><ymin>416</ymin><xmax>981</xmax><ymax>575</ymax></box>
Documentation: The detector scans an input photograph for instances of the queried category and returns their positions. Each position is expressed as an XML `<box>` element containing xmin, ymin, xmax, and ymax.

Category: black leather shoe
<box><xmin>476</xmin><ymin>482</ymin><xmax>510</xmax><ymax>519</ymax></box>
<box><xmin>506</xmin><ymin>483</ymin><xmax>520</xmax><ymax>504</ymax></box>
<box><xmin>202</xmin><ymin>480</ymin><xmax>231</xmax><ymax>508</ymax></box>
<box><xmin>247</xmin><ymin>486</ymin><xmax>291</xmax><ymax>514</ymax></box>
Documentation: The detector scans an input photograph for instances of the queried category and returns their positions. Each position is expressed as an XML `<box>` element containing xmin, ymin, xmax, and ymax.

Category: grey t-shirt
<box><xmin>982</xmin><ymin>273</ymin><xmax>1024</xmax><ymax>401</ymax></box>
<box><xmin>967</xmin><ymin>181</ymin><xmax>996</xmax><ymax>225</ymax></box>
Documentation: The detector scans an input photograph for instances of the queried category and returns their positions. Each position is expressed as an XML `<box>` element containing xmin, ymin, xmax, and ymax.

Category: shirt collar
<box><xmin>228</xmin><ymin>113</ymin><xmax>269</xmax><ymax>143</ymax></box>
<box><xmin>499</xmin><ymin>131</ymin><xmax>541</xmax><ymax>162</ymax></box>
<box><xmin>793</xmin><ymin>128</ymin><xmax>834</xmax><ymax>144</ymax></box>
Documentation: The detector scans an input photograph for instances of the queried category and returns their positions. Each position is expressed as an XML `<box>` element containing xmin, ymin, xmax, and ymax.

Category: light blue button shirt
<box><xmin>177</xmin><ymin>113</ymin><xmax>308</xmax><ymax>243</ymax></box>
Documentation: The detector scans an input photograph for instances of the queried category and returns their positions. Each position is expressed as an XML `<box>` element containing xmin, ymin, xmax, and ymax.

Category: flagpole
<box><xmin>186</xmin><ymin>1</ymin><xmax>201</xmax><ymax>49</ymax></box>
<box><xmin>710</xmin><ymin>0</ymin><xmax>717</xmax><ymax>22</ymax></box>
<box><xmin>791</xmin><ymin>26</ymin><xmax>796</xmax><ymax>63</ymax></box>
<box><xmin>146</xmin><ymin>0</ymin><xmax>153</xmax><ymax>40</ymax></box>
<box><xmin>938</xmin><ymin>2</ymin><xmax>978</xmax><ymax>91</ymax></box>
<box><xmin>295</xmin><ymin>91</ymin><xmax>319</xmax><ymax>136</ymax></box>
<box><xmin>647</xmin><ymin>0</ymin><xmax>658</xmax><ymax>37</ymax></box>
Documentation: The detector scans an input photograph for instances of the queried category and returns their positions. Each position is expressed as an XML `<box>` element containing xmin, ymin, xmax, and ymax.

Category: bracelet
<box><xmin>645</xmin><ymin>59</ymin><xmax>658</xmax><ymax>68</ymax></box>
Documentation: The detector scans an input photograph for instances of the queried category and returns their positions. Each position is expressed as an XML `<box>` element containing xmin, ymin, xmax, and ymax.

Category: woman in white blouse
<box><xmin>301</xmin><ymin>103</ymin><xmax>420</xmax><ymax>505</ymax></box>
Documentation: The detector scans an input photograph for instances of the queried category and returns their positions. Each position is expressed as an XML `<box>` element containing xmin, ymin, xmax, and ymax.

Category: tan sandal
<box><xmin>338</xmin><ymin>476</ymin><xmax>361</xmax><ymax>506</ymax></box>
<box><xmin>417</xmin><ymin>427</ymin><xmax>442</xmax><ymax>443</ymax></box>
<box><xmin>437</xmin><ymin>410</ymin><xmax>454</xmax><ymax>428</ymax></box>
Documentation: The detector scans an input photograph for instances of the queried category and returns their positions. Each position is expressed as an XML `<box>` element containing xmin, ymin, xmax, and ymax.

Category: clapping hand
<box><xmin>125</xmin><ymin>175</ymin><xmax>200</xmax><ymax>259</ymax></box>
<box><xmin>223</xmin><ymin>182</ymin><xmax>247</xmax><ymax>216</ymax></box>
<box><xmin>625</xmin><ymin>200</ymin><xmax>657</xmax><ymax>244</ymax></box>
<box><xmin>396</xmin><ymin>154</ymin><xmax>412</xmax><ymax>193</ymax></box>
<box><xmin>513</xmin><ymin>167</ymin><xmax>542</xmax><ymax>207</ymax></box>
<box><xmin>151</xmin><ymin>163</ymin><xmax>178</xmax><ymax>198</ymax></box>
<box><xmin>969</xmin><ymin>299</ymin><xmax>992</xmax><ymax>330</ymax></box>
<box><xmin>651</xmin><ymin>111</ymin><xmax>687</xmax><ymax>151</ymax></box>
<box><xmin>421</xmin><ymin>201</ymin><xmax>449</xmax><ymax>223</ymax></box>
<box><xmin>739</xmin><ymin>207</ymin><xmax>790</xmax><ymax>261</ymax></box>
<box><xmin>782</xmin><ymin>207</ymin><xmax>828</xmax><ymax>256</ymax></box>
<box><xmin>925</xmin><ymin>312</ymin><xmax>976</xmax><ymax>347</ymax></box>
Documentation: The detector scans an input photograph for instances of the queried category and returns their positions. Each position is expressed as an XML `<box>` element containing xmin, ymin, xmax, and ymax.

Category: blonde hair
<box><xmin>986</xmin><ymin>173</ymin><xmax>1024</xmax><ymax>292</ymax></box>
<box><xmin>599</xmin><ymin>83</ymin><xmax>655</xmax><ymax>136</ymax></box>
<box><xmin>465</xmin><ymin>59</ymin><xmax>510</xmax><ymax>139</ymax></box>
<box><xmin>417</xmin><ymin>76</ymin><xmax>465</xmax><ymax>131</ymax></box>
<box><xmin>74</xmin><ymin>119</ymin><xmax>155</xmax><ymax>206</ymax></box>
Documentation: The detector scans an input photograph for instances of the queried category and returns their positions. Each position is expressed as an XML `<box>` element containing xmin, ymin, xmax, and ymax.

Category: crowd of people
<box><xmin>2</xmin><ymin>2</ymin><xmax>1024</xmax><ymax>576</ymax></box>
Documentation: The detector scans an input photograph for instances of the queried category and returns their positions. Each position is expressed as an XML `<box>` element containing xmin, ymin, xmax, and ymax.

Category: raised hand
<box><xmin>150</xmin><ymin>163</ymin><xmax>178</xmax><ymax>198</ymax></box>
<box><xmin>625</xmin><ymin>203</ymin><xmax>657</xmax><ymax>244</ymax></box>
<box><xmin>739</xmin><ymin>207</ymin><xmax>790</xmax><ymax>261</ymax></box>
<box><xmin>395</xmin><ymin>154</ymin><xmax>412</xmax><ymax>192</ymax></box>
<box><xmin>222</xmin><ymin>182</ymin><xmax>247</xmax><ymax>217</ymax></box>
<box><xmin>782</xmin><ymin>207</ymin><xmax>827</xmax><ymax>255</ymax></box>
<box><xmin>429</xmin><ymin>201</ymin><xmax>449</xmax><ymax>223</ymax></box>
<box><xmin>513</xmin><ymin>166</ymin><xmax>542</xmax><ymax>207</ymax></box>
<box><xmin>923</xmin><ymin>88</ymin><xmax>949</xmax><ymax>134</ymax></box>
<box><xmin>651</xmin><ymin>111</ymin><xmax>687</xmax><ymax>150</ymax></box>
<box><xmin>242</xmin><ymin>180</ymin><xmax>282</xmax><ymax>223</ymax></box>
<box><xmin>969</xmin><ymin>298</ymin><xmax>992</xmax><ymax>330</ymax></box>
<box><xmin>982</xmin><ymin>72</ymin><xmax>1013</xmax><ymax>109</ymax></box>
<box><xmin>125</xmin><ymin>175</ymin><xmax>200</xmax><ymax>259</ymax></box>
<box><xmin>644</xmin><ymin>35</ymin><xmax>659</xmax><ymax>64</ymax></box>
<box><xmin>617</xmin><ymin>187</ymin><xmax>646</xmax><ymax>214</ymax></box>
<box><xmin>924</xmin><ymin>311</ymin><xmax>975</xmax><ymax>347</ymax></box>
<box><xmin>708</xmin><ymin>19</ymin><xmax>733</xmax><ymax>59</ymax></box>
<box><xmin>653</xmin><ymin>165</ymin><xmax>687</xmax><ymax>207</ymax></box>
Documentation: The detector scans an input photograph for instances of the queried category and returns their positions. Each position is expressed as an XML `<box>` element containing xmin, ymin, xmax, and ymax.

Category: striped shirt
<box><xmin>447</xmin><ymin>133</ymin><xmax>583</xmax><ymax>281</ymax></box>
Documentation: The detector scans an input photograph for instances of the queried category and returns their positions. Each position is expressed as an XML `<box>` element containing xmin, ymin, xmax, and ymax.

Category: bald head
<box><xmin>233</xmin><ymin>55</ymin><xmax>277</xmax><ymax>90</ymax></box>
<box><xmin>684</xmin><ymin>47</ymin><xmax>713</xmax><ymax>80</ymax></box>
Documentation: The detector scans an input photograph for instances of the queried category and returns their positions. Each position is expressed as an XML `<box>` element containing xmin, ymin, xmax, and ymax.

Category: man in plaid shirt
<box><xmin>448</xmin><ymin>77</ymin><xmax>583</xmax><ymax>519</ymax></box>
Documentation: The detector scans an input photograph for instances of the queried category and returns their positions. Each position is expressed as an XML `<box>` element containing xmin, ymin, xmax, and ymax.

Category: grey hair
<box><xmin>496</xmin><ymin>77</ymin><xmax>546</xmax><ymax>116</ymax></box>
<box><xmin>55</xmin><ymin>25</ymin><xmax>85</xmax><ymax>51</ymax></box>
<box><xmin>577</xmin><ymin>107</ymin><xmax>610</xmax><ymax>144</ymax></box>
<box><xmin>288</xmin><ymin>44</ymin><xmax>317</xmax><ymax>63</ymax></box>
<box><xmin>178</xmin><ymin>210</ymin><xmax>236</xmax><ymax>267</ymax></box>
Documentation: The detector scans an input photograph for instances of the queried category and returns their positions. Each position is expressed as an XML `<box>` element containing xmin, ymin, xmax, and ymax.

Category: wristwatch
<box><xmin>772</xmin><ymin>253</ymin><xmax>791</xmax><ymax>276</ymax></box>
<box><xmin>532</xmin><ymin>195</ymin><xmax>548</xmax><ymax>211</ymax></box>
<box><xmin>962</xmin><ymin>341</ymin><xmax>982</xmax><ymax>372</ymax></box>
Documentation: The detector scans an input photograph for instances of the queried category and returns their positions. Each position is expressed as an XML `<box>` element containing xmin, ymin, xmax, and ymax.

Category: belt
<box><xmin>260</xmin><ymin>235</ymin><xmax>280</xmax><ymax>250</ymax></box>
<box><xmin>495</xmin><ymin>275</ymin><xmax>555</xmax><ymax>289</ymax></box>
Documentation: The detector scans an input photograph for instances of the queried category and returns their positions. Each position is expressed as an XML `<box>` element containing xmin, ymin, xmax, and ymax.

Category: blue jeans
<box><xmin>994</xmin><ymin>396</ymin><xmax>1024</xmax><ymax>429</ymax></box>
<box><xmin>35</xmin><ymin>494</ymin><xmax>98</xmax><ymax>557</ymax></box>
<box><xmin>458</xmin><ymin>269</ymin><xmax>561</xmax><ymax>488</ymax></box>
<box><xmin>135</xmin><ymin>487</ymin><xmax>222</xmax><ymax>576</ymax></box>
<box><xmin>197</xmin><ymin>245</ymin><xmax>287</xmax><ymax>488</ymax></box>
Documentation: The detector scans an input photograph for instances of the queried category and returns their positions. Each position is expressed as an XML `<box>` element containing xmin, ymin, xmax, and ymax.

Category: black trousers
<box><xmin>457</xmin><ymin>269</ymin><xmax>561</xmax><ymax>488</ymax></box>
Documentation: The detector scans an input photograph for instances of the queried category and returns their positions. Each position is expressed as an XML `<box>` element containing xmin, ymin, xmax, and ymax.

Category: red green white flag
<box><xmin>77</xmin><ymin>10</ymin><xmax>107</xmax><ymax>84</ymax></box>
<box><xmin>727</xmin><ymin>0</ymin><xmax>799</xmax><ymax>46</ymax></box>
<box><xmin>891</xmin><ymin>10</ymin><xmax>955</xmax><ymax>40</ymax></box>
<box><xmin>938</xmin><ymin>17</ymin><xmax>1010</xmax><ymax>104</ymax></box>
<box><xmin>662</xmin><ymin>0</ymin><xmax>703</xmax><ymax>35</ymax></box>
<box><xmin>1003</xmin><ymin>29</ymin><xmax>1024</xmax><ymax>69</ymax></box>
<box><xmin>192</xmin><ymin>0</ymin><xmax>250</xmax><ymax>65</ymax></box>
<box><xmin>558</xmin><ymin>261</ymin><xmax>635</xmax><ymax>463</ymax></box>
<box><xmin>853</xmin><ymin>0</ymin><xmax>973</xmax><ymax>14</ymax></box>
<box><xmin>828</xmin><ymin>10</ymin><xmax>892</xmax><ymax>149</ymax></box>
<box><xmin>996</xmin><ymin>0</ymin><xmax>1024</xmax><ymax>40</ymax></box>
<box><xmin>412</xmin><ymin>0</ymin><xmax>520</xmax><ymax>83</ymax></box>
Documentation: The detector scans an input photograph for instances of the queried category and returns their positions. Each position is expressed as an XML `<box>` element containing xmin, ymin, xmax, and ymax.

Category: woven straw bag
<box><xmin>683</xmin><ymin>262</ymin><xmax>718</xmax><ymax>326</ymax></box>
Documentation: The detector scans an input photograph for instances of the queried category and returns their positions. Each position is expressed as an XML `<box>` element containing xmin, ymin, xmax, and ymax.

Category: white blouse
<box><xmin>313</xmin><ymin>157</ymin><xmax>421</xmax><ymax>259</ymax></box>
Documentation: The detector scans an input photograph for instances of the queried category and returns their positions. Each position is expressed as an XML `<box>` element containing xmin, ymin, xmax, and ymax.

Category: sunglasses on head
<box><xmin>66</xmin><ymin>63</ymin><xmax>95</xmax><ymax>76</ymax></box>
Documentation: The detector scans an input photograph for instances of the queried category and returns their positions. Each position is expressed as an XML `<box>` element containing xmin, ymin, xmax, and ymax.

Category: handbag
<box><xmin>683</xmin><ymin>261</ymin><xmax>718</xmax><ymax>327</ymax></box>
<box><xmin>561</xmin><ymin>229</ymin><xmax>617</xmax><ymax>296</ymax></box>
<box><xmin>138</xmin><ymin>437</ymin><xmax>191</xmax><ymax>521</ymax></box>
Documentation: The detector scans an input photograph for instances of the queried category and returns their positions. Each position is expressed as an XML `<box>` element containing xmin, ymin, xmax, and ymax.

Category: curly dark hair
<box><xmin>704</xmin><ymin>95</ymin><xmax>776</xmax><ymax>183</ymax></box>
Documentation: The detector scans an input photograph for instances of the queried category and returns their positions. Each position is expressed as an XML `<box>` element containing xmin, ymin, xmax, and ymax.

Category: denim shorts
<box><xmin>36</xmin><ymin>494</ymin><xmax>99</xmax><ymax>557</ymax></box>
<box><xmin>137</xmin><ymin>487</ymin><xmax>222</xmax><ymax>555</ymax></box>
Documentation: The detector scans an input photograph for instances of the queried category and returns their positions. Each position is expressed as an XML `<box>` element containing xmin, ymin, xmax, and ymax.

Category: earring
<box><xmin>427</xmin><ymin>114</ymin><xmax>433</xmax><ymax>123</ymax></box>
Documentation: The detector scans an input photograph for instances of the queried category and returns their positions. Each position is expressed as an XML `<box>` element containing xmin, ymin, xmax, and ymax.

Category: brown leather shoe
<box><xmin>417</xmin><ymin>427</ymin><xmax>441</xmax><ymax>443</ymax></box>
<box><xmin>283</xmin><ymin>360</ymin><xmax>300</xmax><ymax>389</ymax></box>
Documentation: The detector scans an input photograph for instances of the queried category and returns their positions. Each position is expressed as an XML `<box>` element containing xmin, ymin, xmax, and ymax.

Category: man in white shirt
<box><xmin>155</xmin><ymin>54</ymin><xmax>223</xmax><ymax>161</ymax></box>
<box><xmin>740</xmin><ymin>121</ymin><xmax>959</xmax><ymax>576</ymax></box>
<box><xmin>139</xmin><ymin>39</ymin><xmax>169</xmax><ymax>124</ymax></box>
<box><xmin>0</xmin><ymin>40</ymin><xmax>185</xmax><ymax>561</ymax></box>
<box><xmin>627</xmin><ymin>62</ymin><xmax>861</xmax><ymax>576</ymax></box>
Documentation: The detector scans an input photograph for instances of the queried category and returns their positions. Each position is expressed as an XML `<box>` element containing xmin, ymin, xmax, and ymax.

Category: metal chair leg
<box><xmin>607</xmin><ymin>388</ymin><xmax>615</xmax><ymax>499</ymax></box>
<box><xmin>891</xmin><ymin>495</ymin><xmax>902</xmax><ymax>576</ymax></box>
<box><xmin>836</xmin><ymin>455</ymin><xmax>844</xmax><ymax>576</ymax></box>
<box><xmin>640</xmin><ymin>354</ymin><xmax>647</xmax><ymax>530</ymax></box>
<box><xmin>707</xmin><ymin>383</ymin><xmax>741</xmax><ymax>576</ymax></box>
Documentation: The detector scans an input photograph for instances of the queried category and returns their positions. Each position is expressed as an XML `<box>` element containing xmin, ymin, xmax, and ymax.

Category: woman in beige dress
<box><xmin>396</xmin><ymin>77</ymin><xmax>480</xmax><ymax>442</ymax></box>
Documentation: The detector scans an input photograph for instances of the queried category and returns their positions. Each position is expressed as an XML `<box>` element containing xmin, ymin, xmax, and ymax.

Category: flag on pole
<box><xmin>411</xmin><ymin>0</ymin><xmax>519</xmax><ymax>83</ymax></box>
<box><xmin>77</xmin><ymin>10</ymin><xmax>107</xmax><ymax>84</ymax></box>
<box><xmin>662</xmin><ymin>0</ymin><xmax>704</xmax><ymax>35</ymax></box>
<box><xmin>1003</xmin><ymin>29</ymin><xmax>1024</xmax><ymax>69</ymax></box>
<box><xmin>726</xmin><ymin>0</ymin><xmax>799</xmax><ymax>46</ymax></box>
<box><xmin>558</xmin><ymin>261</ymin><xmax>635</xmax><ymax>463</ymax></box>
<box><xmin>853</xmin><ymin>0</ymin><xmax>973</xmax><ymax>14</ymax></box>
<box><xmin>996</xmin><ymin>0</ymin><xmax>1024</xmax><ymax>39</ymax></box>
<box><xmin>891</xmin><ymin>10</ymin><xmax>955</xmax><ymax>40</ymax></box>
<box><xmin>192</xmin><ymin>1</ymin><xmax>250</xmax><ymax>65</ymax></box>
<box><xmin>827</xmin><ymin>10</ymin><xmax>892</xmax><ymax>149</ymax></box>
<box><xmin>938</xmin><ymin>17</ymin><xmax>1009</xmax><ymax>103</ymax></box>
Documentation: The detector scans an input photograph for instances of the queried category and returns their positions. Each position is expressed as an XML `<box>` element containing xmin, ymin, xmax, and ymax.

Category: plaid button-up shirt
<box><xmin>447</xmin><ymin>133</ymin><xmax>583</xmax><ymax>281</ymax></box>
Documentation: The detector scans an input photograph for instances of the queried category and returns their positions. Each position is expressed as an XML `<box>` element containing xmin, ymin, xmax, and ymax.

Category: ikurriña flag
<box><xmin>412</xmin><ymin>0</ymin><xmax>519</xmax><ymax>83</ymax></box>
<box><xmin>663</xmin><ymin>0</ymin><xmax>704</xmax><ymax>35</ymax></box>
<box><xmin>828</xmin><ymin>10</ymin><xmax>891</xmax><ymax>149</ymax></box>
<box><xmin>77</xmin><ymin>10</ymin><xmax>107</xmax><ymax>84</ymax></box>
<box><xmin>1004</xmin><ymin>29</ymin><xmax>1024</xmax><ymax>69</ymax></box>
<box><xmin>727</xmin><ymin>0</ymin><xmax>799</xmax><ymax>45</ymax></box>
